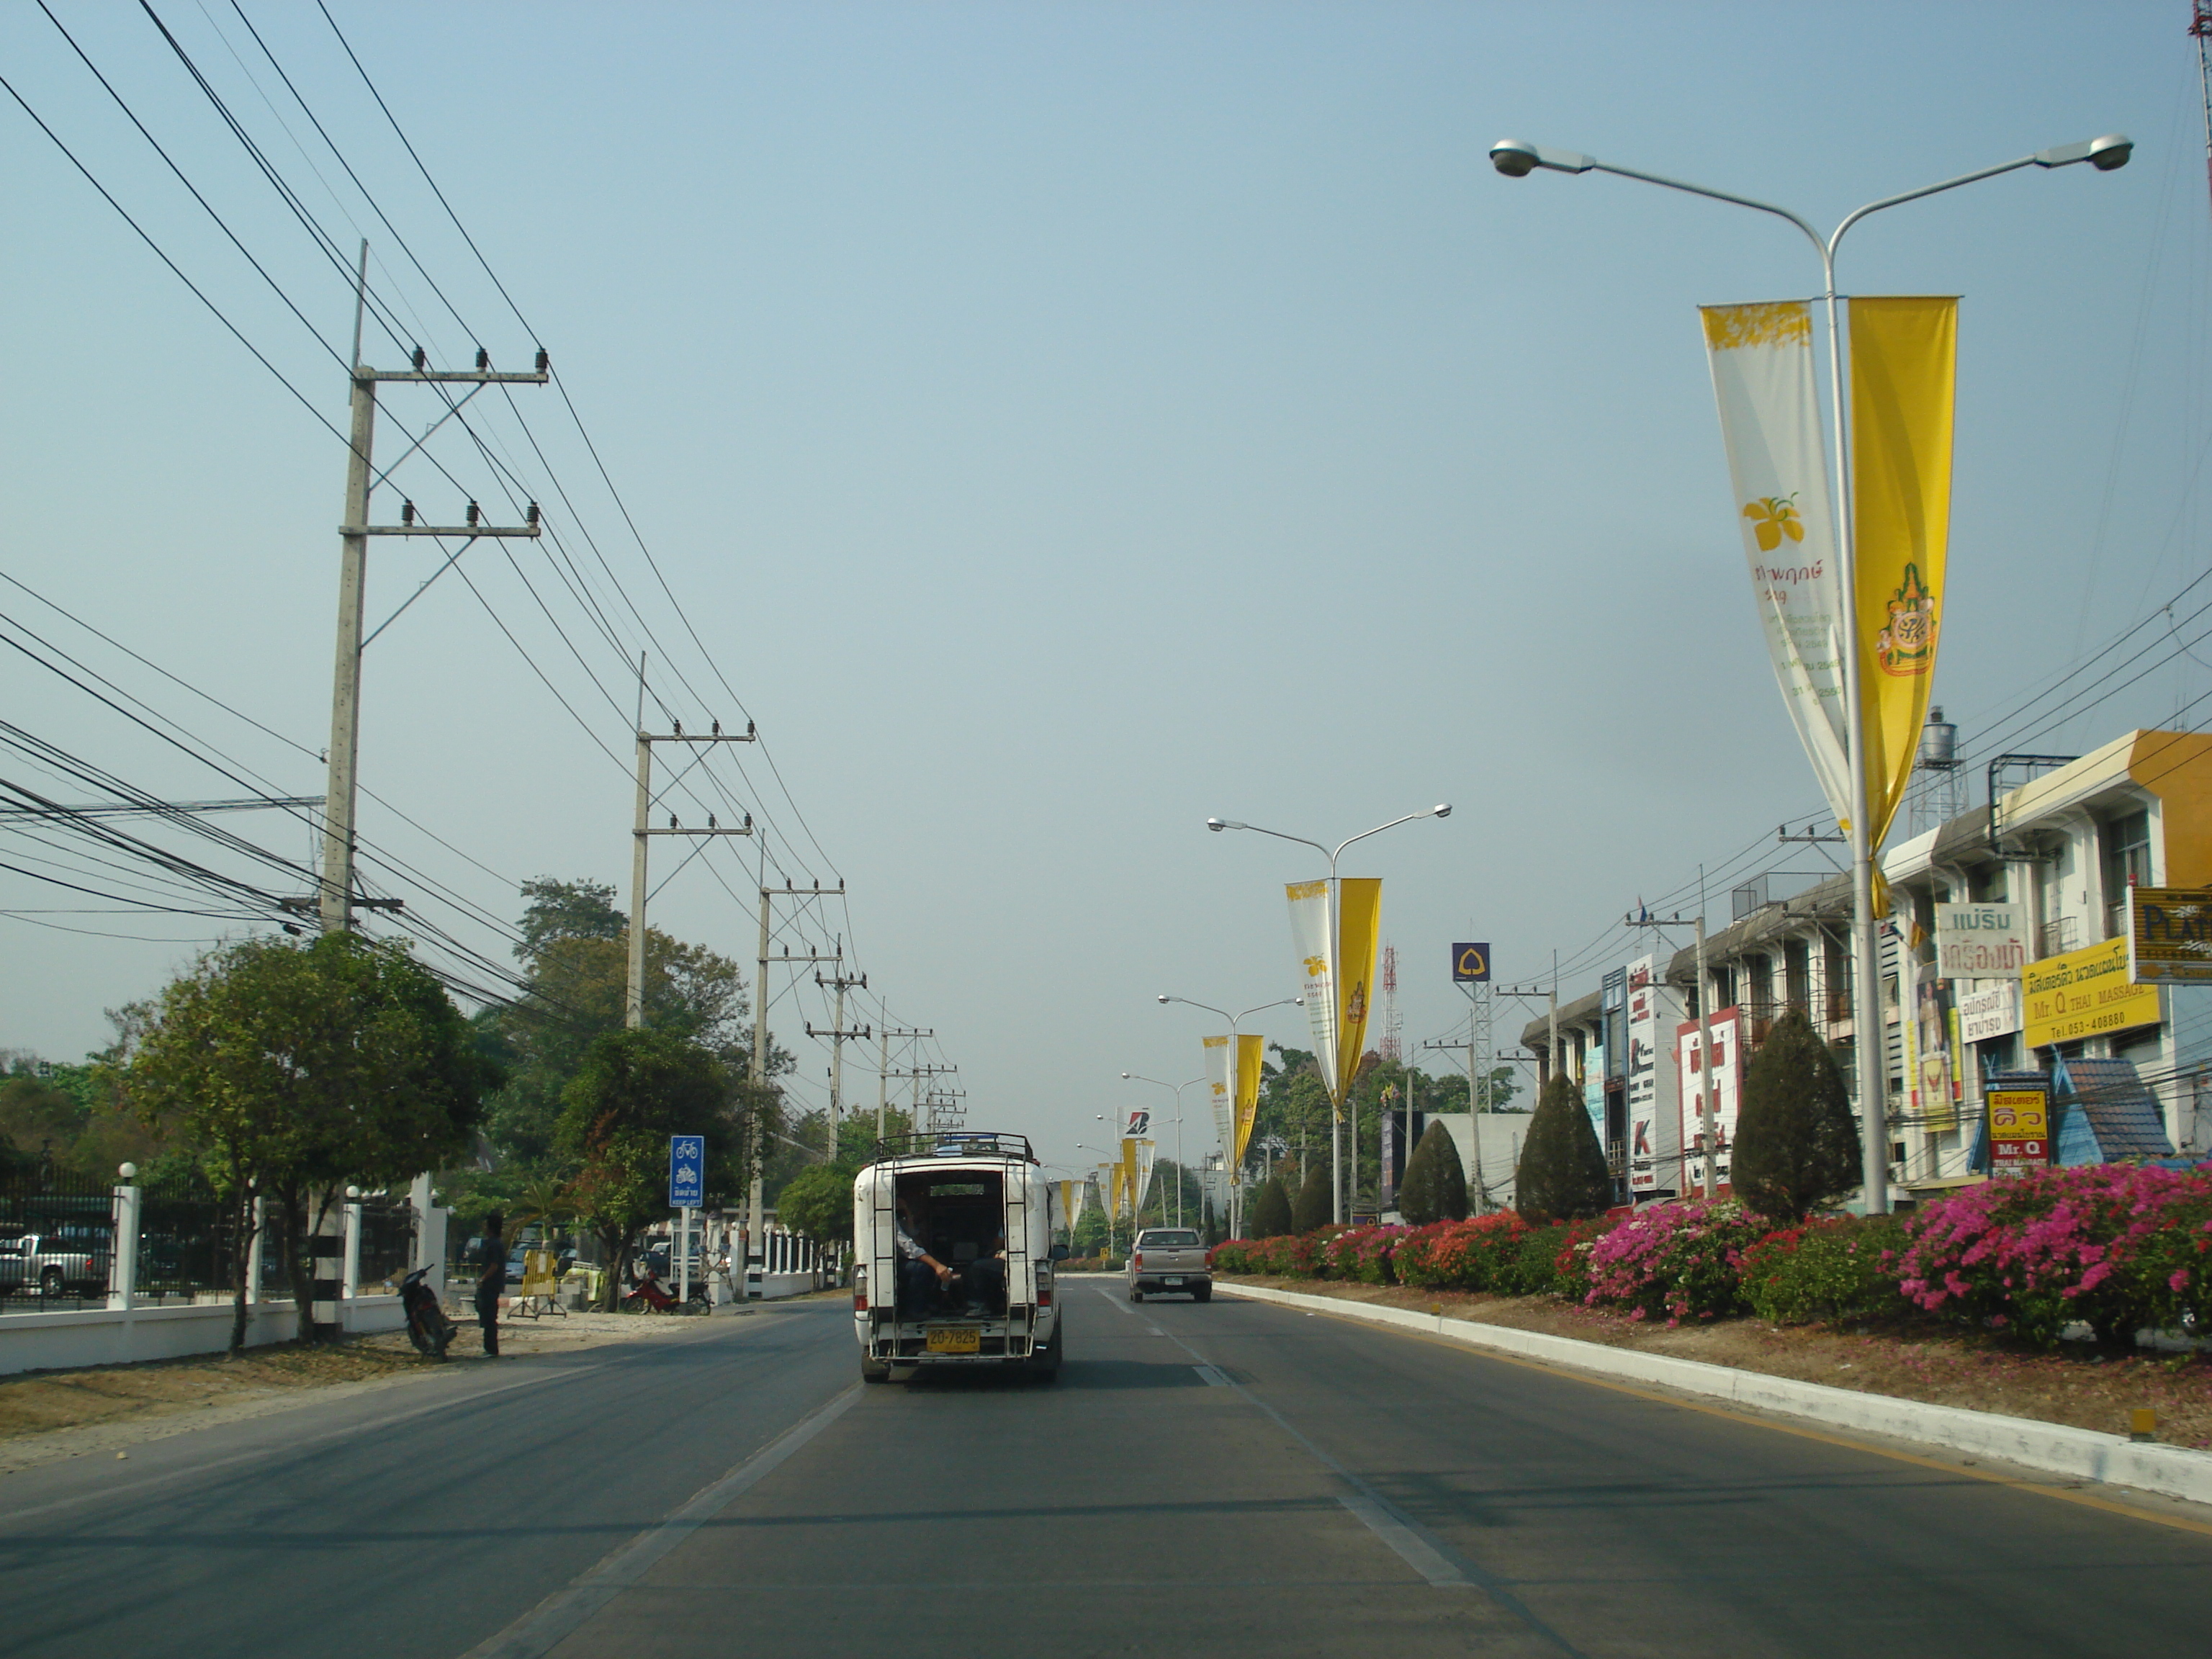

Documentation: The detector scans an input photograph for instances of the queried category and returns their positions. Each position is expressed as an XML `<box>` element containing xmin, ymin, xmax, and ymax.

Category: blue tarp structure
<box><xmin>2049</xmin><ymin>1055</ymin><xmax>2175</xmax><ymax>1165</ymax></box>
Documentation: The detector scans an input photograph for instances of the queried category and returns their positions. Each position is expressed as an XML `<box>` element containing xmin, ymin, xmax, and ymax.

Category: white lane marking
<box><xmin>1146</xmin><ymin>1326</ymin><xmax>1165</xmax><ymax>1336</ymax></box>
<box><xmin>1092</xmin><ymin>1286</ymin><xmax>1139</xmax><ymax>1318</ymax></box>
<box><xmin>464</xmin><ymin>1382</ymin><xmax>863</xmax><ymax>1659</ymax></box>
<box><xmin>1192</xmin><ymin>1365</ymin><xmax>1228</xmax><ymax>1386</ymax></box>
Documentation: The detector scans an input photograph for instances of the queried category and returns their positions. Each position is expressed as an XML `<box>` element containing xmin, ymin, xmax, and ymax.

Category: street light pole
<box><xmin>1157</xmin><ymin>994</ymin><xmax>1303</xmax><ymax>1238</ymax></box>
<box><xmin>1205</xmin><ymin>806</ymin><xmax>1452</xmax><ymax>1223</ymax></box>
<box><xmin>1488</xmin><ymin>133</ymin><xmax>2129</xmax><ymax>1213</ymax></box>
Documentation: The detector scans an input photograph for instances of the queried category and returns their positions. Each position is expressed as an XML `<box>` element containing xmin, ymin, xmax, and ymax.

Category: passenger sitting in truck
<box><xmin>894</xmin><ymin>1192</ymin><xmax>956</xmax><ymax>1317</ymax></box>
<box><xmin>958</xmin><ymin>1223</ymin><xmax>1008</xmax><ymax>1316</ymax></box>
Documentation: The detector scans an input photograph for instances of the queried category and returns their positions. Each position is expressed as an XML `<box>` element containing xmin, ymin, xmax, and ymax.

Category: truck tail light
<box><xmin>1036</xmin><ymin>1268</ymin><xmax>1053</xmax><ymax>1307</ymax></box>
<box><xmin>1133</xmin><ymin>1251</ymin><xmax>1145</xmax><ymax>1269</ymax></box>
<box><xmin>853</xmin><ymin>1267</ymin><xmax>867</xmax><ymax>1312</ymax></box>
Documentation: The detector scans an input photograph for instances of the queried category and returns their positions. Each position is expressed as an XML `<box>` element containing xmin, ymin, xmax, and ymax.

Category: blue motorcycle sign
<box><xmin>668</xmin><ymin>1135</ymin><xmax>705</xmax><ymax>1208</ymax></box>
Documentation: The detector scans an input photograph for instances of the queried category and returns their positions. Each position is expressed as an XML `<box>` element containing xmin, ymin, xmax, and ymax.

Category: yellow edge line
<box><xmin>1241</xmin><ymin>1290</ymin><xmax>2212</xmax><ymax>1542</ymax></box>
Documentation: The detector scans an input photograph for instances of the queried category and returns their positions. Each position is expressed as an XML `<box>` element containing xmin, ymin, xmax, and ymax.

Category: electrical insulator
<box><xmin>465</xmin><ymin>502</ymin><xmax>480</xmax><ymax>526</ymax></box>
<box><xmin>411</xmin><ymin>346</ymin><xmax>426</xmax><ymax>370</ymax></box>
<box><xmin>475</xmin><ymin>347</ymin><xmax>490</xmax><ymax>369</ymax></box>
<box><xmin>526</xmin><ymin>502</ymin><xmax>540</xmax><ymax>526</ymax></box>
<box><xmin>534</xmin><ymin>349</ymin><xmax>549</xmax><ymax>372</ymax></box>
<box><xmin>400</xmin><ymin>501</ymin><xmax>415</xmax><ymax>526</ymax></box>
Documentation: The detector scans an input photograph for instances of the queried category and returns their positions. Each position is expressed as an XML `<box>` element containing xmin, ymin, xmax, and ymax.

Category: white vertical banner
<box><xmin>1287</xmin><ymin>879</ymin><xmax>1338</xmax><ymax>1092</ymax></box>
<box><xmin>1701</xmin><ymin>301</ymin><xmax>1852</xmax><ymax>828</ymax></box>
<box><xmin>1204</xmin><ymin>1035</ymin><xmax>1234</xmax><ymax>1161</ymax></box>
<box><xmin>1134</xmin><ymin>1140</ymin><xmax>1157</xmax><ymax>1216</ymax></box>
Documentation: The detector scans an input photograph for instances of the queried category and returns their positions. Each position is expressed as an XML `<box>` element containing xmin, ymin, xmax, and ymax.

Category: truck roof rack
<box><xmin>873</xmin><ymin>1130</ymin><xmax>1035</xmax><ymax>1164</ymax></box>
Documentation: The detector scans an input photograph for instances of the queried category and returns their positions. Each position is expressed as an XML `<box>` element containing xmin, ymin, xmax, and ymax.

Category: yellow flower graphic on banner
<box><xmin>1743</xmin><ymin>495</ymin><xmax>1805</xmax><ymax>552</ymax></box>
<box><xmin>1876</xmin><ymin>562</ymin><xmax>1938</xmax><ymax>678</ymax></box>
<box><xmin>1303</xmin><ymin>955</ymin><xmax>1327</xmax><ymax>978</ymax></box>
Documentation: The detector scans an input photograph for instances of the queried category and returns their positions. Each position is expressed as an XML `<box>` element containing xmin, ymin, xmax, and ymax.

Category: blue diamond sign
<box><xmin>668</xmin><ymin>1135</ymin><xmax>704</xmax><ymax>1208</ymax></box>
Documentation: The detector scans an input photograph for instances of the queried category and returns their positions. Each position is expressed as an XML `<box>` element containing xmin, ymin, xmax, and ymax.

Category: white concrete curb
<box><xmin>1218</xmin><ymin>1280</ymin><xmax>2212</xmax><ymax>1509</ymax></box>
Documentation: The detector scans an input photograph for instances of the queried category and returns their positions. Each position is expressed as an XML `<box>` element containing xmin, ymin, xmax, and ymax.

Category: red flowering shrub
<box><xmin>1582</xmin><ymin>1199</ymin><xmax>1768</xmax><ymax>1324</ymax></box>
<box><xmin>1510</xmin><ymin>1217</ymin><xmax>1613</xmax><ymax>1298</ymax></box>
<box><xmin>1897</xmin><ymin>1164</ymin><xmax>2212</xmax><ymax>1346</ymax></box>
<box><xmin>1246</xmin><ymin>1233</ymin><xmax>1326</xmax><ymax>1278</ymax></box>
<box><xmin>1323</xmin><ymin>1225</ymin><xmax>1407</xmax><ymax>1284</ymax></box>
<box><xmin>1390</xmin><ymin>1214</ymin><xmax>1528</xmax><ymax>1291</ymax></box>
<box><xmin>1737</xmin><ymin>1215</ymin><xmax>1906</xmax><ymax>1326</ymax></box>
<box><xmin>1208</xmin><ymin>1238</ymin><xmax>1256</xmax><ymax>1274</ymax></box>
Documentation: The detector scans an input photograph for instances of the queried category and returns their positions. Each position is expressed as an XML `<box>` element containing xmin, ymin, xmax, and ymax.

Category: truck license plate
<box><xmin>1164</xmin><ymin>1276</ymin><xmax>1184</xmax><ymax>1286</ymax></box>
<box><xmin>925</xmin><ymin>1326</ymin><xmax>981</xmax><ymax>1355</ymax></box>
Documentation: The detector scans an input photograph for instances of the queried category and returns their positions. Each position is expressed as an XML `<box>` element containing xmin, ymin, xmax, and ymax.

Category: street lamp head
<box><xmin>1434</xmin><ymin>803</ymin><xmax>1452</xmax><ymax>819</ymax></box>
<box><xmin>1156</xmin><ymin>994</ymin><xmax>1169</xmax><ymax>1004</ymax></box>
<box><xmin>1120</xmin><ymin>1071</ymin><xmax>1131</xmax><ymax>1079</ymax></box>
<box><xmin>1488</xmin><ymin>139</ymin><xmax>1596</xmax><ymax>178</ymax></box>
<box><xmin>1294</xmin><ymin>995</ymin><xmax>1305</xmax><ymax>1006</ymax></box>
<box><xmin>2033</xmin><ymin>134</ymin><xmax>2133</xmax><ymax>171</ymax></box>
<box><xmin>1205</xmin><ymin>817</ymin><xmax>1226</xmax><ymax>832</ymax></box>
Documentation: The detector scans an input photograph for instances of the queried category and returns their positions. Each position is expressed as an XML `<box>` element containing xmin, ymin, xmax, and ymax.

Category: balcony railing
<box><xmin>2038</xmin><ymin>916</ymin><xmax>2079</xmax><ymax>959</ymax></box>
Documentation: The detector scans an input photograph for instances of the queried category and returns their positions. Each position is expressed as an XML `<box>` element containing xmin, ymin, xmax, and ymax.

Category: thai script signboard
<box><xmin>1985</xmin><ymin>1082</ymin><xmax>2051</xmax><ymax>1177</ymax></box>
<box><xmin>2128</xmin><ymin>887</ymin><xmax>2212</xmax><ymax>987</ymax></box>
<box><xmin>1933</xmin><ymin>903</ymin><xmax>2026</xmax><ymax>979</ymax></box>
<box><xmin>2023</xmin><ymin>936</ymin><xmax>2161</xmax><ymax>1050</ymax></box>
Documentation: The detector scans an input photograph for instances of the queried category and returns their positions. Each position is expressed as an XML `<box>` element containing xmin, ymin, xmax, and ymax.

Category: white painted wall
<box><xmin>0</xmin><ymin>1294</ymin><xmax>408</xmax><ymax>1377</ymax></box>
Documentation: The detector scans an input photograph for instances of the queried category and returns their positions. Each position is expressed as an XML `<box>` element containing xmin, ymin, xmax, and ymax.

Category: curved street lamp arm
<box><xmin>1588</xmin><ymin>159</ymin><xmax>1827</xmax><ymax>266</ymax></box>
<box><xmin>1233</xmin><ymin>997</ymin><xmax>1300</xmax><ymax>1025</ymax></box>
<box><xmin>1330</xmin><ymin>809</ymin><xmax>1444</xmax><ymax>867</ymax></box>
<box><xmin>1218</xmin><ymin>822</ymin><xmax>1331</xmax><ymax>863</ymax></box>
<box><xmin>1159</xmin><ymin>994</ymin><xmax>1233</xmax><ymax>1024</ymax></box>
<box><xmin>1829</xmin><ymin>153</ymin><xmax>2042</xmax><ymax>258</ymax></box>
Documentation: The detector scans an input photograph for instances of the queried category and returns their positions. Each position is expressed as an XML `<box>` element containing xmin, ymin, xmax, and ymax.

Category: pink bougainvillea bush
<box><xmin>1581</xmin><ymin>1198</ymin><xmax>1769</xmax><ymax>1324</ymax></box>
<box><xmin>1895</xmin><ymin>1164</ymin><xmax>2212</xmax><ymax>1347</ymax></box>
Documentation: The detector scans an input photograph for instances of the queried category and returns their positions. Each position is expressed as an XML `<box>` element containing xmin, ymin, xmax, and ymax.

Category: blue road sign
<box><xmin>1452</xmin><ymin>943</ymin><xmax>1491</xmax><ymax>983</ymax></box>
<box><xmin>669</xmin><ymin>1135</ymin><xmax>704</xmax><ymax>1208</ymax></box>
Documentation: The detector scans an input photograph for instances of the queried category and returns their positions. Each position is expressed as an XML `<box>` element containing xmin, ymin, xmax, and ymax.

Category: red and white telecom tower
<box><xmin>1379</xmin><ymin>943</ymin><xmax>1402</xmax><ymax>1063</ymax></box>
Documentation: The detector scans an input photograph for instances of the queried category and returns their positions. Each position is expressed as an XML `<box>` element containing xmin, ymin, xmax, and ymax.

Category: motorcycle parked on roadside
<box><xmin>619</xmin><ymin>1264</ymin><xmax>709</xmax><ymax>1313</ymax></box>
<box><xmin>399</xmin><ymin>1264</ymin><xmax>457</xmax><ymax>1358</ymax></box>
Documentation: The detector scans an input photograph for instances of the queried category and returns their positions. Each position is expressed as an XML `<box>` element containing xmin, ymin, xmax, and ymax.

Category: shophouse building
<box><xmin>1521</xmin><ymin>727</ymin><xmax>2212</xmax><ymax>1208</ymax></box>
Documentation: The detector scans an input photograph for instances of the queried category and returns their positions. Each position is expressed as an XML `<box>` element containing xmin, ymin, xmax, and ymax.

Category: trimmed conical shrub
<box><xmin>1292</xmin><ymin>1161</ymin><xmax>1332</xmax><ymax>1233</ymax></box>
<box><xmin>1249</xmin><ymin>1176</ymin><xmax>1293</xmax><ymax>1238</ymax></box>
<box><xmin>1515</xmin><ymin>1072</ymin><xmax>1611</xmax><ymax>1224</ymax></box>
<box><xmin>1396</xmin><ymin>1120</ymin><xmax>1468</xmax><ymax>1224</ymax></box>
<box><xmin>1732</xmin><ymin>1005</ymin><xmax>1862</xmax><ymax>1222</ymax></box>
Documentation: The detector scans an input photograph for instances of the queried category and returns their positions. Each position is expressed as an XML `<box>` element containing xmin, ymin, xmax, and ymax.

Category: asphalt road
<box><xmin>4</xmin><ymin>1285</ymin><xmax>2210</xmax><ymax>1658</ymax></box>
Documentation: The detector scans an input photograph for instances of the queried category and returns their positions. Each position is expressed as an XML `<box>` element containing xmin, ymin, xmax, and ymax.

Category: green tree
<box><xmin>1291</xmin><ymin>1161</ymin><xmax>1331</xmax><ymax>1233</ymax></box>
<box><xmin>1397</xmin><ymin>1120</ymin><xmax>1469</xmax><ymax>1224</ymax></box>
<box><xmin>1732</xmin><ymin>1007</ymin><xmax>1862</xmax><ymax>1222</ymax></box>
<box><xmin>1514</xmin><ymin>1072</ymin><xmax>1613</xmax><ymax>1226</ymax></box>
<box><xmin>556</xmin><ymin>1027</ymin><xmax>745</xmax><ymax>1307</ymax></box>
<box><xmin>130</xmin><ymin>933</ymin><xmax>488</xmax><ymax>1349</ymax></box>
<box><xmin>1249</xmin><ymin>1175</ymin><xmax>1293</xmax><ymax>1238</ymax></box>
<box><xmin>775</xmin><ymin>1163</ymin><xmax>855</xmax><ymax>1244</ymax></box>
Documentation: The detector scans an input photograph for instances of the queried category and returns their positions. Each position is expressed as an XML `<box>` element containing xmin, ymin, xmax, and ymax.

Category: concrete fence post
<box><xmin>342</xmin><ymin>1187</ymin><xmax>364</xmax><ymax>1303</ymax></box>
<box><xmin>246</xmin><ymin>1195</ymin><xmax>264</xmax><ymax>1307</ymax></box>
<box><xmin>109</xmin><ymin>1165</ymin><xmax>141</xmax><ymax>1312</ymax></box>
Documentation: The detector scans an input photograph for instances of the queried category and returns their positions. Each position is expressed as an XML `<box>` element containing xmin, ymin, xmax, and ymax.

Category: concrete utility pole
<box><xmin>1421</xmin><ymin>1034</ymin><xmax>1488</xmax><ymax>1213</ymax></box>
<box><xmin>624</xmin><ymin>701</ymin><xmax>755</xmax><ymax>1028</ymax></box>
<box><xmin>320</xmin><ymin>243</ymin><xmax>546</xmax><ymax>935</ymax></box>
<box><xmin>806</xmin><ymin>965</ymin><xmax>870</xmax><ymax>1160</ymax></box>
<box><xmin>746</xmin><ymin>881</ymin><xmax>843</xmax><ymax>1266</ymax></box>
<box><xmin>876</xmin><ymin>1027</ymin><xmax>933</xmax><ymax>1139</ymax></box>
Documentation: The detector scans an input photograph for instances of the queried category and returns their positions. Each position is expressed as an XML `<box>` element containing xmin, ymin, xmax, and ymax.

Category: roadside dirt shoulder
<box><xmin>0</xmin><ymin>1305</ymin><xmax>747</xmax><ymax>1477</ymax></box>
<box><xmin>1217</xmin><ymin>1275</ymin><xmax>2212</xmax><ymax>1449</ymax></box>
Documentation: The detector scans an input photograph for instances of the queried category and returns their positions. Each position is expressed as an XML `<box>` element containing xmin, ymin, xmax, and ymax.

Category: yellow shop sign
<box><xmin>2023</xmin><ymin>935</ymin><xmax>2162</xmax><ymax>1050</ymax></box>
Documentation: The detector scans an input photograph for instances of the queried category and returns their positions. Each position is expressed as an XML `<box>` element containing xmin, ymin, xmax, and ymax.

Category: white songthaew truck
<box><xmin>853</xmin><ymin>1131</ymin><xmax>1066</xmax><ymax>1382</ymax></box>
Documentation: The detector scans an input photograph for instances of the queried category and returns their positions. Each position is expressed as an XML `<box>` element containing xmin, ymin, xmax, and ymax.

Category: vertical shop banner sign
<box><xmin>1987</xmin><ymin>1084</ymin><xmax>2051</xmax><ymax>1176</ymax></box>
<box><xmin>1205</xmin><ymin>1035</ymin><xmax>1234</xmax><ymax>1163</ymax></box>
<box><xmin>1674</xmin><ymin>1009</ymin><xmax>1743</xmax><ymax>1190</ymax></box>
<box><xmin>1701</xmin><ymin>300</ymin><xmax>1852</xmax><ymax>829</ymax></box>
<box><xmin>1234</xmin><ymin>1033</ymin><xmax>1264</xmax><ymax>1167</ymax></box>
<box><xmin>1287</xmin><ymin>880</ymin><xmax>1338</xmax><ymax>1094</ymax></box>
<box><xmin>1625</xmin><ymin>956</ymin><xmax>1665</xmax><ymax>1194</ymax></box>
<box><xmin>1934</xmin><ymin>902</ymin><xmax>2027</xmax><ymax>979</ymax></box>
<box><xmin>1850</xmin><ymin>296</ymin><xmax>1957</xmax><ymax>874</ymax></box>
<box><xmin>1915</xmin><ymin>979</ymin><xmax>1958</xmax><ymax>1133</ymax></box>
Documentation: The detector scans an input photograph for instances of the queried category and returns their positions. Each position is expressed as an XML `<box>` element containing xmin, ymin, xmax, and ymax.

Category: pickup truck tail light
<box><xmin>853</xmin><ymin>1267</ymin><xmax>867</xmax><ymax>1312</ymax></box>
<box><xmin>1036</xmin><ymin>1267</ymin><xmax>1053</xmax><ymax>1308</ymax></box>
<box><xmin>1133</xmin><ymin>1252</ymin><xmax>1145</xmax><ymax>1269</ymax></box>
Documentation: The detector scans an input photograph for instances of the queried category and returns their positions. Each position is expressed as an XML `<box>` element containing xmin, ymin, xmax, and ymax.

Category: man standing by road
<box><xmin>475</xmin><ymin>1212</ymin><xmax>507</xmax><ymax>1359</ymax></box>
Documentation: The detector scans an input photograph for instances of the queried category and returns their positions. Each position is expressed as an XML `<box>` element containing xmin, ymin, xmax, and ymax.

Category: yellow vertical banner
<box><xmin>1849</xmin><ymin>296</ymin><xmax>1956</xmax><ymax>882</ymax></box>
<box><xmin>1233</xmin><ymin>1032</ymin><xmax>1264</xmax><ymax>1166</ymax></box>
<box><xmin>1120</xmin><ymin>1138</ymin><xmax>1140</xmax><ymax>1216</ymax></box>
<box><xmin>1333</xmin><ymin>877</ymin><xmax>1382</xmax><ymax>1105</ymax></box>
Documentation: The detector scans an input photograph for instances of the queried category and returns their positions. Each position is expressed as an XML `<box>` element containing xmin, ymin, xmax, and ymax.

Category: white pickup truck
<box><xmin>1126</xmin><ymin>1227</ymin><xmax>1210</xmax><ymax>1302</ymax></box>
<box><xmin>0</xmin><ymin>1232</ymin><xmax>108</xmax><ymax>1299</ymax></box>
<box><xmin>853</xmin><ymin>1130</ymin><xmax>1067</xmax><ymax>1382</ymax></box>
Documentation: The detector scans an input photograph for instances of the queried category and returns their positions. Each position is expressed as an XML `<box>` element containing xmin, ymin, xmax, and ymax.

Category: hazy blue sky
<box><xmin>4</xmin><ymin>1</ymin><xmax>2208</xmax><ymax>1174</ymax></box>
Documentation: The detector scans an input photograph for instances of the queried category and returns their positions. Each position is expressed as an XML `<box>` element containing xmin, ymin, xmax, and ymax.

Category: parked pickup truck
<box><xmin>1127</xmin><ymin>1228</ymin><xmax>1210</xmax><ymax>1302</ymax></box>
<box><xmin>0</xmin><ymin>1233</ymin><xmax>108</xmax><ymax>1299</ymax></box>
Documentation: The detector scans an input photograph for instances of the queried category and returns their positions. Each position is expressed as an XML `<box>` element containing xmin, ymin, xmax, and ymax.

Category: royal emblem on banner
<box><xmin>1876</xmin><ymin>562</ymin><xmax>1938</xmax><ymax>678</ymax></box>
